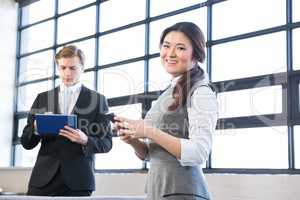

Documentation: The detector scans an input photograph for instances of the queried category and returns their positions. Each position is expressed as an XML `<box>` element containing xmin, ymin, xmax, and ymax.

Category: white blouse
<box><xmin>178</xmin><ymin>85</ymin><xmax>218</xmax><ymax>166</ymax></box>
<box><xmin>170</xmin><ymin>74</ymin><xmax>218</xmax><ymax>166</ymax></box>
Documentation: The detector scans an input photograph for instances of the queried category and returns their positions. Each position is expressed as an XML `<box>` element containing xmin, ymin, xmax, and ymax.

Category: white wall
<box><xmin>1</xmin><ymin>168</ymin><xmax>300</xmax><ymax>200</ymax></box>
<box><xmin>0</xmin><ymin>0</ymin><xmax>18</xmax><ymax>166</ymax></box>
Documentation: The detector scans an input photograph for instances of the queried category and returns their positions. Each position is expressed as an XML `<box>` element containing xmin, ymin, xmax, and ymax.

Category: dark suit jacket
<box><xmin>21</xmin><ymin>85</ymin><xmax>112</xmax><ymax>191</ymax></box>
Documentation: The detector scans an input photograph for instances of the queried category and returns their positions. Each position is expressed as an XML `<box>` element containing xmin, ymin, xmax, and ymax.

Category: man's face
<box><xmin>57</xmin><ymin>56</ymin><xmax>83</xmax><ymax>87</ymax></box>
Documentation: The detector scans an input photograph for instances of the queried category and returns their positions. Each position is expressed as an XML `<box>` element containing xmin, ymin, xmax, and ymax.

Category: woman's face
<box><xmin>160</xmin><ymin>31</ymin><xmax>194</xmax><ymax>77</ymax></box>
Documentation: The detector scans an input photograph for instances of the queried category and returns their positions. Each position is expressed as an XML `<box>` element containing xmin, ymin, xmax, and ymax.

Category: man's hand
<box><xmin>59</xmin><ymin>126</ymin><xmax>88</xmax><ymax>145</ymax></box>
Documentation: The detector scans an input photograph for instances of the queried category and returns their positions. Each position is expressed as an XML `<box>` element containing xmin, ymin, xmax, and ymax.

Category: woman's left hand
<box><xmin>114</xmin><ymin>116</ymin><xmax>154</xmax><ymax>139</ymax></box>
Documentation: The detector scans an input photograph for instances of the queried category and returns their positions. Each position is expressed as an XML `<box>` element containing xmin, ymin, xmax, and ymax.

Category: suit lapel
<box><xmin>54</xmin><ymin>87</ymin><xmax>60</xmax><ymax>114</ymax></box>
<box><xmin>71</xmin><ymin>86</ymin><xmax>88</xmax><ymax>115</ymax></box>
<box><xmin>46</xmin><ymin>87</ymin><xmax>60</xmax><ymax>114</ymax></box>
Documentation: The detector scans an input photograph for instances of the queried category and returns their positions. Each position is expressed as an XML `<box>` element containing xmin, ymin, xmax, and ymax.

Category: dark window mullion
<box><xmin>12</xmin><ymin>6</ymin><xmax>24</xmax><ymax>167</ymax></box>
<box><xmin>141</xmin><ymin>0</ymin><xmax>151</xmax><ymax>170</ymax></box>
<box><xmin>53</xmin><ymin>0</ymin><xmax>59</xmax><ymax>89</ymax></box>
<box><xmin>206</xmin><ymin>0</ymin><xmax>213</xmax><ymax>169</ymax></box>
<box><xmin>94</xmin><ymin>0</ymin><xmax>100</xmax><ymax>91</ymax></box>
<box><xmin>286</xmin><ymin>0</ymin><xmax>295</xmax><ymax>170</ymax></box>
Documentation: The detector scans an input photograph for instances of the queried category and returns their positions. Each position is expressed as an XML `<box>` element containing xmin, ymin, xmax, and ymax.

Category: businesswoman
<box><xmin>115</xmin><ymin>22</ymin><xmax>218</xmax><ymax>200</ymax></box>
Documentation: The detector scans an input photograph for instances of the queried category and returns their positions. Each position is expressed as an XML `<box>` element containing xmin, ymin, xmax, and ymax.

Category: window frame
<box><xmin>13</xmin><ymin>0</ymin><xmax>300</xmax><ymax>174</ymax></box>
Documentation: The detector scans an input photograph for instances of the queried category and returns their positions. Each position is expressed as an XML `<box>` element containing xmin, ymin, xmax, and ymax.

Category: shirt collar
<box><xmin>170</xmin><ymin>75</ymin><xmax>182</xmax><ymax>88</ymax></box>
<box><xmin>169</xmin><ymin>69</ymin><xmax>209</xmax><ymax>88</ymax></box>
<box><xmin>60</xmin><ymin>81</ymin><xmax>82</xmax><ymax>93</ymax></box>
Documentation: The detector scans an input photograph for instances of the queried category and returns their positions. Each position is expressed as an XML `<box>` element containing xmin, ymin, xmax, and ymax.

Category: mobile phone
<box><xmin>105</xmin><ymin>113</ymin><xmax>118</xmax><ymax>123</ymax></box>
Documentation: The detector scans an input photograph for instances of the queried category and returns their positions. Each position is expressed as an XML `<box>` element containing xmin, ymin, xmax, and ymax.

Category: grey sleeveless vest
<box><xmin>145</xmin><ymin>82</ymin><xmax>212</xmax><ymax>200</ymax></box>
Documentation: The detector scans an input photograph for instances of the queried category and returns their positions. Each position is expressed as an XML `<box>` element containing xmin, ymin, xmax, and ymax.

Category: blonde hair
<box><xmin>55</xmin><ymin>45</ymin><xmax>85</xmax><ymax>67</ymax></box>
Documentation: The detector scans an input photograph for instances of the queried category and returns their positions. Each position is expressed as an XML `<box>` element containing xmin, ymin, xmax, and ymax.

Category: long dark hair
<box><xmin>159</xmin><ymin>22</ymin><xmax>206</xmax><ymax>110</ymax></box>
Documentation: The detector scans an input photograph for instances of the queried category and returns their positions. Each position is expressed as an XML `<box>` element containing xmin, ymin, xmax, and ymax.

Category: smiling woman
<box><xmin>114</xmin><ymin>22</ymin><xmax>218</xmax><ymax>200</ymax></box>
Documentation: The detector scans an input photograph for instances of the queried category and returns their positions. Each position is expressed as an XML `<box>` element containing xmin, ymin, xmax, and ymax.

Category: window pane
<box><xmin>81</xmin><ymin>71</ymin><xmax>95</xmax><ymax>90</ymax></box>
<box><xmin>218</xmin><ymin>86</ymin><xmax>282</xmax><ymax>118</ymax></box>
<box><xmin>150</xmin><ymin>8</ymin><xmax>207</xmax><ymax>54</ymax></box>
<box><xmin>95</xmin><ymin>137</ymin><xmax>143</xmax><ymax>169</ymax></box>
<box><xmin>212</xmin><ymin>126</ymin><xmax>288</xmax><ymax>168</ymax></box>
<box><xmin>14</xmin><ymin>144</ymin><xmax>40</xmax><ymax>167</ymax></box>
<box><xmin>99</xmin><ymin>0</ymin><xmax>145</xmax><ymax>32</ymax></box>
<box><xmin>18</xmin><ymin>118</ymin><xmax>27</xmax><ymax>137</ymax></box>
<box><xmin>294</xmin><ymin>0</ymin><xmax>300</xmax><ymax>22</ymax></box>
<box><xmin>295</xmin><ymin>126</ymin><xmax>300</xmax><ymax>169</ymax></box>
<box><xmin>55</xmin><ymin>78</ymin><xmax>61</xmax><ymax>87</ymax></box>
<box><xmin>18</xmin><ymin>81</ymin><xmax>53</xmax><ymax>112</ymax></box>
<box><xmin>98</xmin><ymin>61</ymin><xmax>144</xmax><ymax>98</ymax></box>
<box><xmin>58</xmin><ymin>0</ymin><xmax>95</xmax><ymax>14</ymax></box>
<box><xmin>150</xmin><ymin>0</ymin><xmax>205</xmax><ymax>17</ymax></box>
<box><xmin>213</xmin><ymin>0</ymin><xmax>285</xmax><ymax>39</ymax></box>
<box><xmin>57</xmin><ymin>6</ymin><xmax>96</xmax><ymax>44</ymax></box>
<box><xmin>212</xmin><ymin>32</ymin><xmax>286</xmax><ymax>82</ymax></box>
<box><xmin>19</xmin><ymin>50</ymin><xmax>54</xmax><ymax>83</ymax></box>
<box><xmin>21</xmin><ymin>0</ymin><xmax>54</xmax><ymax>26</ymax></box>
<box><xmin>98</xmin><ymin>25</ymin><xmax>145</xmax><ymax>65</ymax></box>
<box><xmin>21</xmin><ymin>20</ymin><xmax>54</xmax><ymax>54</ymax></box>
<box><xmin>109</xmin><ymin>103</ymin><xmax>142</xmax><ymax>120</ymax></box>
<box><xmin>70</xmin><ymin>39</ymin><xmax>96</xmax><ymax>69</ymax></box>
<box><xmin>148</xmin><ymin>57</ymin><xmax>172</xmax><ymax>91</ymax></box>
<box><xmin>294</xmin><ymin>28</ymin><xmax>300</xmax><ymax>70</ymax></box>
<box><xmin>95</xmin><ymin>104</ymin><xmax>142</xmax><ymax>169</ymax></box>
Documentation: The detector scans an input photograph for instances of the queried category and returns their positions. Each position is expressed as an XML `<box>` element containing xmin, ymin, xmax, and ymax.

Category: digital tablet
<box><xmin>35</xmin><ymin>114</ymin><xmax>77</xmax><ymax>135</ymax></box>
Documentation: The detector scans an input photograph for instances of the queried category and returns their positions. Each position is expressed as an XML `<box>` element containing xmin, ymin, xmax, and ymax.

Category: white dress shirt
<box><xmin>59</xmin><ymin>82</ymin><xmax>82</xmax><ymax>114</ymax></box>
<box><xmin>170</xmin><ymin>74</ymin><xmax>218</xmax><ymax>166</ymax></box>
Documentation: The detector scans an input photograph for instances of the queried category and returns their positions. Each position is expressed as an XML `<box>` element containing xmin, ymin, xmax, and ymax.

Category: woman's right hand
<box><xmin>112</xmin><ymin>120</ymin><xmax>138</xmax><ymax>145</ymax></box>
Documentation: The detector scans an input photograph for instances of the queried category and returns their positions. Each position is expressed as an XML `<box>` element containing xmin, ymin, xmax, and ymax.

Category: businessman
<box><xmin>21</xmin><ymin>45</ymin><xmax>112</xmax><ymax>196</ymax></box>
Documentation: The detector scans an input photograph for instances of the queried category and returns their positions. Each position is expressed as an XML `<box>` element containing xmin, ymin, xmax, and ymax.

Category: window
<box><xmin>58</xmin><ymin>0</ymin><xmax>95</xmax><ymax>14</ymax></box>
<box><xmin>212</xmin><ymin>126</ymin><xmax>288</xmax><ymax>168</ymax></box>
<box><xmin>14</xmin><ymin>0</ymin><xmax>299</xmax><ymax>173</ymax></box>
<box><xmin>57</xmin><ymin>6</ymin><xmax>96</xmax><ymax>44</ymax></box>
<box><xmin>212</xmin><ymin>0</ymin><xmax>285</xmax><ymax>40</ymax></box>
<box><xmin>150</xmin><ymin>0</ymin><xmax>205</xmax><ymax>17</ymax></box>
<box><xmin>98</xmin><ymin>25</ymin><xmax>145</xmax><ymax>65</ymax></box>
<box><xmin>17</xmin><ymin>81</ymin><xmax>52</xmax><ymax>112</ymax></box>
<box><xmin>218</xmin><ymin>86</ymin><xmax>282</xmax><ymax>118</ymax></box>
<box><xmin>14</xmin><ymin>144</ymin><xmax>40</xmax><ymax>167</ymax></box>
<box><xmin>99</xmin><ymin>0</ymin><xmax>145</xmax><ymax>32</ymax></box>
<box><xmin>21</xmin><ymin>0</ymin><xmax>54</xmax><ymax>26</ymax></box>
<box><xmin>81</xmin><ymin>72</ymin><xmax>95</xmax><ymax>90</ymax></box>
<box><xmin>148</xmin><ymin>57</ymin><xmax>172</xmax><ymax>92</ymax></box>
<box><xmin>98</xmin><ymin>61</ymin><xmax>144</xmax><ymax>98</ymax></box>
<box><xmin>21</xmin><ymin>20</ymin><xmax>54</xmax><ymax>54</ymax></box>
<box><xmin>19</xmin><ymin>50</ymin><xmax>54</xmax><ymax>83</ymax></box>
<box><xmin>294</xmin><ymin>28</ymin><xmax>300</xmax><ymax>70</ymax></box>
<box><xmin>18</xmin><ymin>118</ymin><xmax>27</xmax><ymax>137</ymax></box>
<box><xmin>75</xmin><ymin>39</ymin><xmax>96</xmax><ymax>69</ymax></box>
<box><xmin>212</xmin><ymin>32</ymin><xmax>286</xmax><ymax>82</ymax></box>
<box><xmin>149</xmin><ymin>8</ymin><xmax>207</xmax><ymax>54</ymax></box>
<box><xmin>95</xmin><ymin>104</ymin><xmax>142</xmax><ymax>169</ymax></box>
<box><xmin>294</xmin><ymin>0</ymin><xmax>300</xmax><ymax>22</ymax></box>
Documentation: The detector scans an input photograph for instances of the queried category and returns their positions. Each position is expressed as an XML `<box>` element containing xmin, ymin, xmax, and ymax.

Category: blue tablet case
<box><xmin>36</xmin><ymin>114</ymin><xmax>77</xmax><ymax>135</ymax></box>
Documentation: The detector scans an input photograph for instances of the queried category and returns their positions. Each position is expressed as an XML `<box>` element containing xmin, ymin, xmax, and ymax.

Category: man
<box><xmin>21</xmin><ymin>45</ymin><xmax>112</xmax><ymax>196</ymax></box>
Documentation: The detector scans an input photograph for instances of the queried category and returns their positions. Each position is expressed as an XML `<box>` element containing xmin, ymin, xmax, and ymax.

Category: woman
<box><xmin>115</xmin><ymin>22</ymin><xmax>218</xmax><ymax>200</ymax></box>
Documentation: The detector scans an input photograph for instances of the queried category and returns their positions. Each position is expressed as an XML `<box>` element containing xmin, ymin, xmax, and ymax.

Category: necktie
<box><xmin>63</xmin><ymin>88</ymin><xmax>72</xmax><ymax>114</ymax></box>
